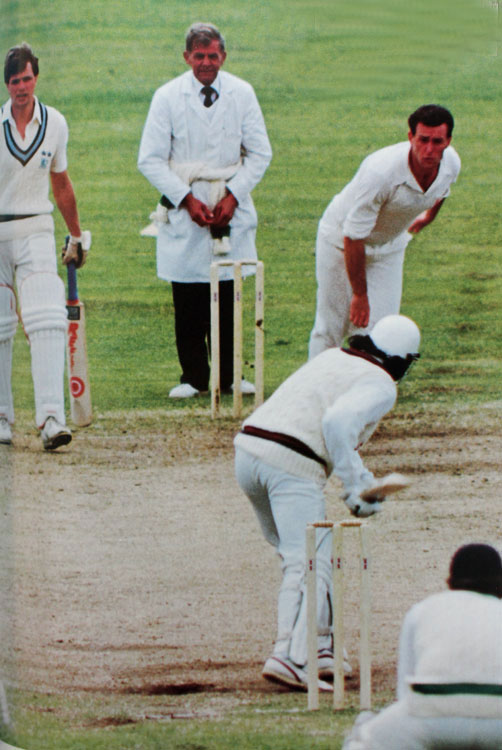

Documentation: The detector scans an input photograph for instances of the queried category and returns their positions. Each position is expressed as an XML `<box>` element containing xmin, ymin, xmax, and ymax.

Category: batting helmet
<box><xmin>369</xmin><ymin>315</ymin><xmax>420</xmax><ymax>359</ymax></box>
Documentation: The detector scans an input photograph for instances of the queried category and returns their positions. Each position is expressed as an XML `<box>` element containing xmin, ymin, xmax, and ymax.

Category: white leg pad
<box><xmin>0</xmin><ymin>285</ymin><xmax>18</xmax><ymax>422</ymax></box>
<box><xmin>18</xmin><ymin>273</ymin><xmax>67</xmax><ymax>427</ymax></box>
<box><xmin>19</xmin><ymin>272</ymin><xmax>67</xmax><ymax>336</ymax></box>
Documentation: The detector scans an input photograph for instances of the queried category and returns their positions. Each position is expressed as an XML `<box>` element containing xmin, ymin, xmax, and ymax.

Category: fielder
<box><xmin>309</xmin><ymin>104</ymin><xmax>460</xmax><ymax>357</ymax></box>
<box><xmin>234</xmin><ymin>314</ymin><xmax>420</xmax><ymax>690</ymax></box>
<box><xmin>0</xmin><ymin>43</ymin><xmax>90</xmax><ymax>449</ymax></box>
<box><xmin>343</xmin><ymin>543</ymin><xmax>502</xmax><ymax>749</ymax></box>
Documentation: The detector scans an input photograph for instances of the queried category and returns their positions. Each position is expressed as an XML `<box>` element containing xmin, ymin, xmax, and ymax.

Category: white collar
<box><xmin>191</xmin><ymin>72</ymin><xmax>221</xmax><ymax>95</ymax></box>
<box><xmin>2</xmin><ymin>96</ymin><xmax>42</xmax><ymax>127</ymax></box>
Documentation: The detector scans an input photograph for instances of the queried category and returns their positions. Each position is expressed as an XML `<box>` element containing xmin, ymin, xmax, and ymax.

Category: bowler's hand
<box><xmin>408</xmin><ymin>211</ymin><xmax>430</xmax><ymax>234</ymax></box>
<box><xmin>181</xmin><ymin>193</ymin><xmax>214</xmax><ymax>227</ymax></box>
<box><xmin>212</xmin><ymin>191</ymin><xmax>238</xmax><ymax>228</ymax></box>
<box><xmin>349</xmin><ymin>293</ymin><xmax>370</xmax><ymax>328</ymax></box>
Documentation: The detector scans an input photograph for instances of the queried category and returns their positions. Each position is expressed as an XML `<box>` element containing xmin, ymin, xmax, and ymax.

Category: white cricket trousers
<box><xmin>235</xmin><ymin>447</ymin><xmax>333</xmax><ymax>666</ymax></box>
<box><xmin>342</xmin><ymin>702</ymin><xmax>502</xmax><ymax>749</ymax></box>
<box><xmin>308</xmin><ymin>224</ymin><xmax>406</xmax><ymax>357</ymax></box>
<box><xmin>0</xmin><ymin>227</ymin><xmax>67</xmax><ymax>427</ymax></box>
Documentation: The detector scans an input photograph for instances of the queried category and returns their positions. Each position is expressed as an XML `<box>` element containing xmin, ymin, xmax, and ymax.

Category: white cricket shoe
<box><xmin>318</xmin><ymin>647</ymin><xmax>352</xmax><ymax>681</ymax></box>
<box><xmin>0</xmin><ymin>417</ymin><xmax>12</xmax><ymax>445</ymax></box>
<box><xmin>41</xmin><ymin>417</ymin><xmax>72</xmax><ymax>451</ymax></box>
<box><xmin>262</xmin><ymin>655</ymin><xmax>333</xmax><ymax>692</ymax></box>
<box><xmin>232</xmin><ymin>379</ymin><xmax>256</xmax><ymax>395</ymax></box>
<box><xmin>168</xmin><ymin>383</ymin><xmax>201</xmax><ymax>398</ymax></box>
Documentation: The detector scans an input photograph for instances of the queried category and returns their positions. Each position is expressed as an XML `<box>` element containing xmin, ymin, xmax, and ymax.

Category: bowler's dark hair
<box><xmin>408</xmin><ymin>104</ymin><xmax>454</xmax><ymax>138</ymax></box>
<box><xmin>185</xmin><ymin>22</ymin><xmax>225</xmax><ymax>53</ymax></box>
<box><xmin>4</xmin><ymin>42</ymin><xmax>39</xmax><ymax>84</ymax></box>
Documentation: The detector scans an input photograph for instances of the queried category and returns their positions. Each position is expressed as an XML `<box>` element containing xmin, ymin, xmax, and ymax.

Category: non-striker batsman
<box><xmin>0</xmin><ymin>43</ymin><xmax>90</xmax><ymax>449</ymax></box>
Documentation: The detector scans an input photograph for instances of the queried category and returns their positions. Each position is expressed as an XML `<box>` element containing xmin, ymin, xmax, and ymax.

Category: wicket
<box><xmin>210</xmin><ymin>260</ymin><xmax>264</xmax><ymax>418</ymax></box>
<box><xmin>306</xmin><ymin>519</ymin><xmax>371</xmax><ymax>711</ymax></box>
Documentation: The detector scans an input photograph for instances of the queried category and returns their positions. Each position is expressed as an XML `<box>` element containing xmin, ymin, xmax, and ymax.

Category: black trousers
<box><xmin>171</xmin><ymin>280</ymin><xmax>234</xmax><ymax>392</ymax></box>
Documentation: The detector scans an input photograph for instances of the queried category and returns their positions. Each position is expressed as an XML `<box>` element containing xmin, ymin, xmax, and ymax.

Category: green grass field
<box><xmin>1</xmin><ymin>0</ymin><xmax>501</xmax><ymax>747</ymax></box>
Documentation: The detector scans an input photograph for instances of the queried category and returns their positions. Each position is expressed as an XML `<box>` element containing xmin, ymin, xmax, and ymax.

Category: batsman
<box><xmin>234</xmin><ymin>314</ymin><xmax>420</xmax><ymax>690</ymax></box>
<box><xmin>0</xmin><ymin>43</ymin><xmax>90</xmax><ymax>449</ymax></box>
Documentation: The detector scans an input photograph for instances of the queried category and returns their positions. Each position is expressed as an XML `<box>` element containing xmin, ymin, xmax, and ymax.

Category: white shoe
<box><xmin>318</xmin><ymin>648</ymin><xmax>352</xmax><ymax>681</ymax></box>
<box><xmin>262</xmin><ymin>655</ymin><xmax>333</xmax><ymax>692</ymax></box>
<box><xmin>41</xmin><ymin>417</ymin><xmax>72</xmax><ymax>451</ymax></box>
<box><xmin>0</xmin><ymin>417</ymin><xmax>12</xmax><ymax>445</ymax></box>
<box><xmin>169</xmin><ymin>383</ymin><xmax>200</xmax><ymax>399</ymax></box>
<box><xmin>232</xmin><ymin>379</ymin><xmax>256</xmax><ymax>395</ymax></box>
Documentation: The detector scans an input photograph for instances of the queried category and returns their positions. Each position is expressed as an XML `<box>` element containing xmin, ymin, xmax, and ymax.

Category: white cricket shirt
<box><xmin>0</xmin><ymin>96</ymin><xmax>68</xmax><ymax>216</ymax></box>
<box><xmin>321</xmin><ymin>141</ymin><xmax>461</xmax><ymax>255</ymax></box>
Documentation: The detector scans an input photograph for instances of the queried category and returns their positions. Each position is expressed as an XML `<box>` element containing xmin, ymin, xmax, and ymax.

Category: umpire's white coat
<box><xmin>137</xmin><ymin>71</ymin><xmax>272</xmax><ymax>283</ymax></box>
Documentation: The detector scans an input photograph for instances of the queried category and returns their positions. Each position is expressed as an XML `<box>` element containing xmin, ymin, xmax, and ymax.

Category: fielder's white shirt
<box><xmin>397</xmin><ymin>589</ymin><xmax>502</xmax><ymax>718</ymax></box>
<box><xmin>0</xmin><ymin>96</ymin><xmax>68</xmax><ymax>216</ymax></box>
<box><xmin>320</xmin><ymin>141</ymin><xmax>461</xmax><ymax>255</ymax></box>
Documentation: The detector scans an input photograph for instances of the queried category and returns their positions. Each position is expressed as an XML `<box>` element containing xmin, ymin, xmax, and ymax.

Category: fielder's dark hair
<box><xmin>185</xmin><ymin>22</ymin><xmax>225</xmax><ymax>53</ymax></box>
<box><xmin>408</xmin><ymin>104</ymin><xmax>454</xmax><ymax>138</ymax></box>
<box><xmin>447</xmin><ymin>543</ymin><xmax>502</xmax><ymax>599</ymax></box>
<box><xmin>4</xmin><ymin>42</ymin><xmax>39</xmax><ymax>84</ymax></box>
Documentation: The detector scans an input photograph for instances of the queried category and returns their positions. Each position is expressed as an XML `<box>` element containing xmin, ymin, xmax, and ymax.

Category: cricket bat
<box><xmin>360</xmin><ymin>473</ymin><xmax>410</xmax><ymax>502</ymax></box>
<box><xmin>66</xmin><ymin>259</ymin><xmax>92</xmax><ymax>426</ymax></box>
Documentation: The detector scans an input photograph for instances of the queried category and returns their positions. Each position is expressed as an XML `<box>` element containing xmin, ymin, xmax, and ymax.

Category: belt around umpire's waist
<box><xmin>0</xmin><ymin>214</ymin><xmax>37</xmax><ymax>222</ymax></box>
<box><xmin>240</xmin><ymin>425</ymin><xmax>328</xmax><ymax>469</ymax></box>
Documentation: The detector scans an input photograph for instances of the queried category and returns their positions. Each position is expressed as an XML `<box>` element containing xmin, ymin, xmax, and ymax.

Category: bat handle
<box><xmin>67</xmin><ymin>260</ymin><xmax>79</xmax><ymax>302</ymax></box>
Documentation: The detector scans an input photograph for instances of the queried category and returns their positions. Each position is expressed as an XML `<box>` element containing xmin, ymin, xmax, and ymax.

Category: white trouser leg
<box><xmin>364</xmin><ymin>250</ymin><xmax>405</xmax><ymax>333</ymax></box>
<box><xmin>18</xmin><ymin>272</ymin><xmax>67</xmax><ymax>428</ymax></box>
<box><xmin>0</xmin><ymin>285</ymin><xmax>18</xmax><ymax>423</ymax></box>
<box><xmin>309</xmin><ymin>226</ymin><xmax>351</xmax><ymax>358</ymax></box>
<box><xmin>309</xmin><ymin>223</ymin><xmax>406</xmax><ymax>358</ymax></box>
<box><xmin>289</xmin><ymin>526</ymin><xmax>332</xmax><ymax>665</ymax></box>
<box><xmin>235</xmin><ymin>447</ymin><xmax>328</xmax><ymax>664</ymax></box>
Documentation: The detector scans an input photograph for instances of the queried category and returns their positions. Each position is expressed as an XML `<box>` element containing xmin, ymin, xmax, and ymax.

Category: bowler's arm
<box><xmin>344</xmin><ymin>236</ymin><xmax>370</xmax><ymax>328</ymax></box>
<box><xmin>408</xmin><ymin>198</ymin><xmax>445</xmax><ymax>234</ymax></box>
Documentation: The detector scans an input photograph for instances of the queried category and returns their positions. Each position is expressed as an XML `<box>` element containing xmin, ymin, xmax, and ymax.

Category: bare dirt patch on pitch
<box><xmin>1</xmin><ymin>404</ymin><xmax>501</xmax><ymax>713</ymax></box>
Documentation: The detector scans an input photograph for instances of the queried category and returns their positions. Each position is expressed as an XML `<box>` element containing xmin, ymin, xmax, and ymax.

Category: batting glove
<box><xmin>343</xmin><ymin>492</ymin><xmax>382</xmax><ymax>518</ymax></box>
<box><xmin>62</xmin><ymin>230</ymin><xmax>91</xmax><ymax>268</ymax></box>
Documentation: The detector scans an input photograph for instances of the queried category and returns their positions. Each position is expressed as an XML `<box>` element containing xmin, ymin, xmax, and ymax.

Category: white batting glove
<box><xmin>62</xmin><ymin>230</ymin><xmax>91</xmax><ymax>268</ymax></box>
<box><xmin>343</xmin><ymin>492</ymin><xmax>381</xmax><ymax>518</ymax></box>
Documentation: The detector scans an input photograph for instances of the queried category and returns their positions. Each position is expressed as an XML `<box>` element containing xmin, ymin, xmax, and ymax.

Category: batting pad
<box><xmin>0</xmin><ymin>285</ymin><xmax>18</xmax><ymax>342</ymax></box>
<box><xmin>19</xmin><ymin>272</ymin><xmax>67</xmax><ymax>336</ymax></box>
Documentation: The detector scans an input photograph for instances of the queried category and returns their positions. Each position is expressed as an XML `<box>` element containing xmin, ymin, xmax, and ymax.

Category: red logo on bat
<box><xmin>68</xmin><ymin>321</ymin><xmax>79</xmax><ymax>369</ymax></box>
<box><xmin>70</xmin><ymin>376</ymin><xmax>86</xmax><ymax>398</ymax></box>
